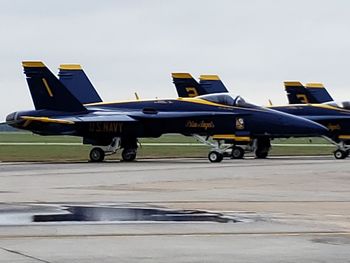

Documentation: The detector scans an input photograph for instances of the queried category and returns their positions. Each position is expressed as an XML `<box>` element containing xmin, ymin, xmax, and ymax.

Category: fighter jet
<box><xmin>5</xmin><ymin>61</ymin><xmax>327</xmax><ymax>163</ymax></box>
<box><xmin>189</xmin><ymin>75</ymin><xmax>350</xmax><ymax>159</ymax></box>
<box><xmin>275</xmin><ymin>81</ymin><xmax>350</xmax><ymax>159</ymax></box>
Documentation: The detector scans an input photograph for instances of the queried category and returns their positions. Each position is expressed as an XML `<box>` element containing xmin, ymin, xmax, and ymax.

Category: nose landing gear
<box><xmin>322</xmin><ymin>136</ymin><xmax>350</xmax><ymax>160</ymax></box>
<box><xmin>333</xmin><ymin>149</ymin><xmax>349</xmax><ymax>159</ymax></box>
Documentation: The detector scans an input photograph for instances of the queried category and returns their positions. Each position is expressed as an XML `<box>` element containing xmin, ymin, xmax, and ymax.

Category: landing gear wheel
<box><xmin>231</xmin><ymin>147</ymin><xmax>244</xmax><ymax>159</ymax></box>
<box><xmin>122</xmin><ymin>149</ymin><xmax>137</xmax><ymax>162</ymax></box>
<box><xmin>208</xmin><ymin>151</ymin><xmax>223</xmax><ymax>163</ymax></box>
<box><xmin>334</xmin><ymin>149</ymin><xmax>348</xmax><ymax>159</ymax></box>
<box><xmin>90</xmin><ymin>147</ymin><xmax>105</xmax><ymax>162</ymax></box>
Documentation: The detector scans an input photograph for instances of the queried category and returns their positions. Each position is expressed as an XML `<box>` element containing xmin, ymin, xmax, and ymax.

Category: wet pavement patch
<box><xmin>33</xmin><ymin>206</ymin><xmax>240</xmax><ymax>223</ymax></box>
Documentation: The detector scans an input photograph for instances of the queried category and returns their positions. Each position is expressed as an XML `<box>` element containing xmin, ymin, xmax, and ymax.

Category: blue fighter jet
<box><xmin>5</xmin><ymin>61</ymin><xmax>327</xmax><ymax>162</ymax></box>
<box><xmin>185</xmin><ymin>75</ymin><xmax>350</xmax><ymax>159</ymax></box>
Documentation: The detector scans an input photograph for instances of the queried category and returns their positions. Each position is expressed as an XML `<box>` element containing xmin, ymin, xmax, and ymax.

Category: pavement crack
<box><xmin>0</xmin><ymin>246</ymin><xmax>51</xmax><ymax>263</ymax></box>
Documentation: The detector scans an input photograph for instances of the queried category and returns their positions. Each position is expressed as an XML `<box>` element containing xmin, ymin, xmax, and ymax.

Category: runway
<box><xmin>0</xmin><ymin>156</ymin><xmax>349</xmax><ymax>262</ymax></box>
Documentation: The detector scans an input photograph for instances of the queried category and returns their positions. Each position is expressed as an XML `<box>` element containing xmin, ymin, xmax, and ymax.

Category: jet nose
<box><xmin>6</xmin><ymin>112</ymin><xmax>18</xmax><ymax>123</ymax></box>
<box><xmin>289</xmin><ymin>115</ymin><xmax>328</xmax><ymax>136</ymax></box>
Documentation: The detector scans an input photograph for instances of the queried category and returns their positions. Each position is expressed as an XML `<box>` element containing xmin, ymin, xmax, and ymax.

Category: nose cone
<box><xmin>6</xmin><ymin>112</ymin><xmax>18</xmax><ymax>125</ymax></box>
<box><xmin>278</xmin><ymin>111</ymin><xmax>328</xmax><ymax>136</ymax></box>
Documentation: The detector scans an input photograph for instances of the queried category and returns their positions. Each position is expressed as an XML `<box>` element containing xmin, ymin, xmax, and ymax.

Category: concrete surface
<box><xmin>0</xmin><ymin>156</ymin><xmax>349</xmax><ymax>262</ymax></box>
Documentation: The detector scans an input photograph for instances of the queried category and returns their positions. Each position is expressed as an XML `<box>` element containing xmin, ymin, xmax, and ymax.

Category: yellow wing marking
<box><xmin>21</xmin><ymin>116</ymin><xmax>74</xmax><ymax>124</ymax></box>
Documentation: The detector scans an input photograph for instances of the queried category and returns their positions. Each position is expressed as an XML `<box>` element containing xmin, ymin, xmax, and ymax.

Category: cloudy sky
<box><xmin>1</xmin><ymin>0</ymin><xmax>350</xmax><ymax>118</ymax></box>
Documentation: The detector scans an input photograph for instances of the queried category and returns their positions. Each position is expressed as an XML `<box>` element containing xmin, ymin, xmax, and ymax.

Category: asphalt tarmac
<box><xmin>0</xmin><ymin>156</ymin><xmax>349</xmax><ymax>262</ymax></box>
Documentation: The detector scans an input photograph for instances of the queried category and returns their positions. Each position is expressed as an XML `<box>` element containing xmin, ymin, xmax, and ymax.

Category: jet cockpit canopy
<box><xmin>325</xmin><ymin>101</ymin><xmax>350</xmax><ymax>110</ymax></box>
<box><xmin>197</xmin><ymin>93</ymin><xmax>259</xmax><ymax>109</ymax></box>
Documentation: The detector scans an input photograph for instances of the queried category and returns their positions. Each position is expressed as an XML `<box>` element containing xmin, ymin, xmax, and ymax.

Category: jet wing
<box><xmin>20</xmin><ymin>111</ymin><xmax>247</xmax><ymax>125</ymax></box>
<box><xmin>20</xmin><ymin>114</ymin><xmax>137</xmax><ymax>124</ymax></box>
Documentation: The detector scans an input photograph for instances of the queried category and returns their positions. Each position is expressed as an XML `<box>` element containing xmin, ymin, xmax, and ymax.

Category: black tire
<box><xmin>231</xmin><ymin>147</ymin><xmax>244</xmax><ymax>159</ymax></box>
<box><xmin>334</xmin><ymin>149</ymin><xmax>347</xmax><ymax>159</ymax></box>
<box><xmin>122</xmin><ymin>149</ymin><xmax>137</xmax><ymax>162</ymax></box>
<box><xmin>89</xmin><ymin>147</ymin><xmax>105</xmax><ymax>162</ymax></box>
<box><xmin>255</xmin><ymin>137</ymin><xmax>271</xmax><ymax>159</ymax></box>
<box><xmin>255</xmin><ymin>150</ymin><xmax>268</xmax><ymax>159</ymax></box>
<box><xmin>208</xmin><ymin>151</ymin><xmax>223</xmax><ymax>163</ymax></box>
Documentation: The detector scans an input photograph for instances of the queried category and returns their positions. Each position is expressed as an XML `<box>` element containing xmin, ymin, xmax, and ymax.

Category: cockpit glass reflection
<box><xmin>197</xmin><ymin>93</ymin><xmax>259</xmax><ymax>108</ymax></box>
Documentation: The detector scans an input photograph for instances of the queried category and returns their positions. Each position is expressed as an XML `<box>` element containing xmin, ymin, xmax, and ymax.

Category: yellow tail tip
<box><xmin>283</xmin><ymin>81</ymin><xmax>303</xmax><ymax>87</ymax></box>
<box><xmin>171</xmin><ymin>73</ymin><xmax>193</xmax><ymax>79</ymax></box>
<box><xmin>22</xmin><ymin>61</ymin><xmax>45</xmax><ymax>68</ymax></box>
<box><xmin>199</xmin><ymin>75</ymin><xmax>220</xmax><ymax>80</ymax></box>
<box><xmin>59</xmin><ymin>64</ymin><xmax>82</xmax><ymax>70</ymax></box>
<box><xmin>305</xmin><ymin>83</ymin><xmax>324</xmax><ymax>88</ymax></box>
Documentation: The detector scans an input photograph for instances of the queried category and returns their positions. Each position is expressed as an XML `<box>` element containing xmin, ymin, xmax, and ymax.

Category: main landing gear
<box><xmin>208</xmin><ymin>146</ymin><xmax>245</xmax><ymax>163</ymax></box>
<box><xmin>322</xmin><ymin>136</ymin><xmax>350</xmax><ymax>160</ymax></box>
<box><xmin>254</xmin><ymin>137</ymin><xmax>271</xmax><ymax>159</ymax></box>
<box><xmin>88</xmin><ymin>137</ymin><xmax>138</xmax><ymax>162</ymax></box>
<box><xmin>194</xmin><ymin>135</ymin><xmax>271</xmax><ymax>163</ymax></box>
<box><xmin>207</xmin><ymin>145</ymin><xmax>246</xmax><ymax>163</ymax></box>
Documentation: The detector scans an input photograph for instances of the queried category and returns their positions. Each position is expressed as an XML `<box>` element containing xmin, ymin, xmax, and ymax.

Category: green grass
<box><xmin>0</xmin><ymin>132</ymin><xmax>335</xmax><ymax>162</ymax></box>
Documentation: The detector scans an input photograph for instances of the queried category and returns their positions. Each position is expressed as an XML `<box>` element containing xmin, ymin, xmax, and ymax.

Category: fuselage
<box><xmin>270</xmin><ymin>103</ymin><xmax>350</xmax><ymax>141</ymax></box>
<box><xmin>6</xmin><ymin>97</ymin><xmax>328</xmax><ymax>146</ymax></box>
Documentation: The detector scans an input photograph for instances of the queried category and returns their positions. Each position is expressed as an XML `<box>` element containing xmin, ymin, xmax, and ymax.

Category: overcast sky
<box><xmin>1</xmin><ymin>0</ymin><xmax>350</xmax><ymax>119</ymax></box>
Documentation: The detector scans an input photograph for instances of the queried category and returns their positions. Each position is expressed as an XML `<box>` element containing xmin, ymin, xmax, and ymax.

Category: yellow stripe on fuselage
<box><xmin>86</xmin><ymin>97</ymin><xmax>269</xmax><ymax>113</ymax></box>
<box><xmin>268</xmin><ymin>103</ymin><xmax>350</xmax><ymax>113</ymax></box>
<box><xmin>86</xmin><ymin>97</ymin><xmax>231</xmax><ymax>108</ymax></box>
<box><xmin>338</xmin><ymin>135</ymin><xmax>350</xmax><ymax>140</ymax></box>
